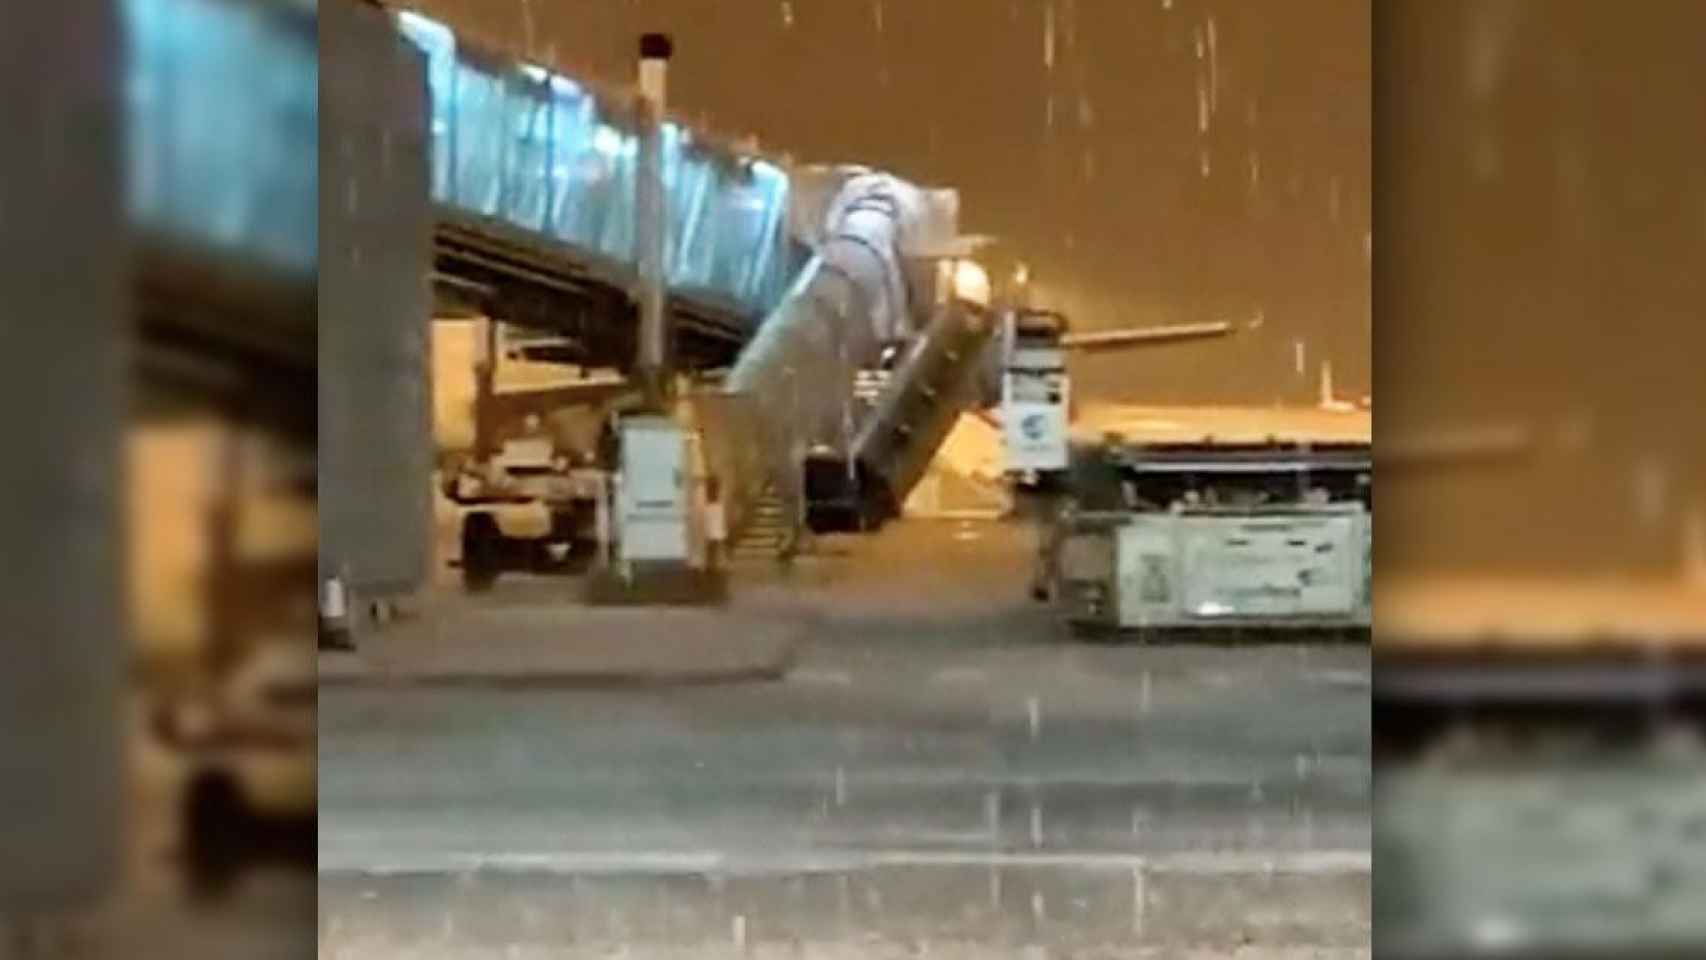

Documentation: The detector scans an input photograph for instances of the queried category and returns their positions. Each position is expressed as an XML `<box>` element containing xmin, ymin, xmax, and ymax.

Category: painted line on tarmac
<box><xmin>320</xmin><ymin>848</ymin><xmax>1370</xmax><ymax>878</ymax></box>
<box><xmin>1307</xmin><ymin>668</ymin><xmax>1371</xmax><ymax>689</ymax></box>
<box><xmin>791</xmin><ymin>669</ymin><xmax>854</xmax><ymax>687</ymax></box>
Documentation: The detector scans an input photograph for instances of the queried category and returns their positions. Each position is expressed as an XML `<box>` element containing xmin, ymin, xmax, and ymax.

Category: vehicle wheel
<box><xmin>461</xmin><ymin>514</ymin><xmax>500</xmax><ymax>592</ymax></box>
<box><xmin>184</xmin><ymin>772</ymin><xmax>248</xmax><ymax>900</ymax></box>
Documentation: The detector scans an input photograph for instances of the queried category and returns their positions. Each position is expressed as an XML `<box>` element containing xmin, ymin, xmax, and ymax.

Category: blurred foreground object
<box><xmin>2</xmin><ymin>0</ymin><xmax>317</xmax><ymax>953</ymax></box>
<box><xmin>127</xmin><ymin>0</ymin><xmax>319</xmax><ymax>909</ymax></box>
<box><xmin>1374</xmin><ymin>1</ymin><xmax>1706</xmax><ymax>956</ymax></box>
<box><xmin>0</xmin><ymin>0</ymin><xmax>127</xmax><ymax>940</ymax></box>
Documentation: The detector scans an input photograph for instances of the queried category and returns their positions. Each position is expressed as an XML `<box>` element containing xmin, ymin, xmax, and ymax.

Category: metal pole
<box><xmin>474</xmin><ymin>315</ymin><xmax>497</xmax><ymax>459</ymax></box>
<box><xmin>635</xmin><ymin>32</ymin><xmax>673</xmax><ymax>411</ymax></box>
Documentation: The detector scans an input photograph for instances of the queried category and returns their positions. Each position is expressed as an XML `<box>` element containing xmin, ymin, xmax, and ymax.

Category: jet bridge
<box><xmin>715</xmin><ymin>168</ymin><xmax>982</xmax><ymax>543</ymax></box>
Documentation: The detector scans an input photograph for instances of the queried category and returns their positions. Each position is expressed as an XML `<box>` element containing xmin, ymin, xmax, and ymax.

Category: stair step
<box><xmin>738</xmin><ymin>486</ymin><xmax>790</xmax><ymax>562</ymax></box>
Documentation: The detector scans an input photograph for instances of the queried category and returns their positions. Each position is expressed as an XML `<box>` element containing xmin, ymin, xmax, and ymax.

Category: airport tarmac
<box><xmin>319</xmin><ymin>519</ymin><xmax>1371</xmax><ymax>957</ymax></box>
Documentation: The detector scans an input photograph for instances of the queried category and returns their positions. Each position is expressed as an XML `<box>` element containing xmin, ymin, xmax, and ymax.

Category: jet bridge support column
<box><xmin>634</xmin><ymin>32</ymin><xmax>674</xmax><ymax>413</ymax></box>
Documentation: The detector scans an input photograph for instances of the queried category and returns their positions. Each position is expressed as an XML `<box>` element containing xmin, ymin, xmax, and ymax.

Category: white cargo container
<box><xmin>1113</xmin><ymin>506</ymin><xmax>1371</xmax><ymax>629</ymax></box>
<box><xmin>1051</xmin><ymin>504</ymin><xmax>1371</xmax><ymax>633</ymax></box>
<box><xmin>1041</xmin><ymin>428</ymin><xmax>1372</xmax><ymax>637</ymax></box>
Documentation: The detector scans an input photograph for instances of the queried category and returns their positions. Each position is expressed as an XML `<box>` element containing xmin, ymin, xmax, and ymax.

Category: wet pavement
<box><xmin>319</xmin><ymin>520</ymin><xmax>1371</xmax><ymax>956</ymax></box>
<box><xmin>1376</xmin><ymin>736</ymin><xmax>1706</xmax><ymax>958</ymax></box>
<box><xmin>318</xmin><ymin>603</ymin><xmax>797</xmax><ymax>687</ymax></box>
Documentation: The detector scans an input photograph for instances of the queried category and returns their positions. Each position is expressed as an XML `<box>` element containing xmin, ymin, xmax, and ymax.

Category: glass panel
<box><xmin>557</xmin><ymin>116</ymin><xmax>626</xmax><ymax>253</ymax></box>
<box><xmin>546</xmin><ymin>77</ymin><xmax>591</xmax><ymax>244</ymax></box>
<box><xmin>706</xmin><ymin>171</ymin><xmax>770</xmax><ymax>304</ymax></box>
<box><xmin>744</xmin><ymin>162</ymin><xmax>791</xmax><ymax>310</ymax></box>
<box><xmin>593</xmin><ymin>121</ymin><xmax>637</xmax><ymax>261</ymax></box>
<box><xmin>669</xmin><ymin>134</ymin><xmax>718</xmax><ymax>291</ymax></box>
<box><xmin>396</xmin><ymin>11</ymin><xmax>455</xmax><ymax>202</ymax></box>
<box><xmin>450</xmin><ymin>58</ymin><xmax>507</xmax><ymax>218</ymax></box>
<box><xmin>123</xmin><ymin>0</ymin><xmax>317</xmax><ymax>276</ymax></box>
<box><xmin>502</xmin><ymin>71</ymin><xmax>551</xmax><ymax>232</ymax></box>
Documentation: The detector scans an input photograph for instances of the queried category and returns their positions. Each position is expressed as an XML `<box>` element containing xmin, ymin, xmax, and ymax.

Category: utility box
<box><xmin>616</xmin><ymin>416</ymin><xmax>693</xmax><ymax>564</ymax></box>
<box><xmin>1000</xmin><ymin>310</ymin><xmax>1070</xmax><ymax>474</ymax></box>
